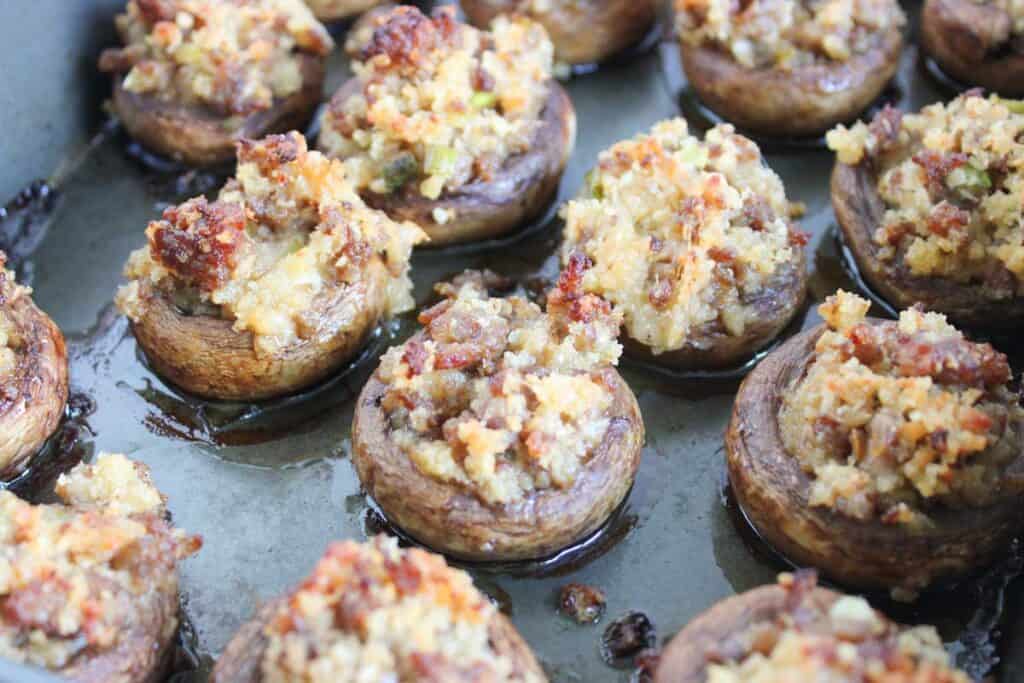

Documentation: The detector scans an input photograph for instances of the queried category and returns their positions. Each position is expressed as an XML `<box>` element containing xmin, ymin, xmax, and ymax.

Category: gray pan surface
<box><xmin>0</xmin><ymin>0</ymin><xmax>1021</xmax><ymax>681</ymax></box>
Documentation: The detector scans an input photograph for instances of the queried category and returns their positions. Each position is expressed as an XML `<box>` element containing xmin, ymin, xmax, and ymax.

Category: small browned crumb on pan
<box><xmin>779</xmin><ymin>290</ymin><xmax>1023</xmax><ymax>525</ymax></box>
<box><xmin>259</xmin><ymin>536</ymin><xmax>545</xmax><ymax>682</ymax></box>
<box><xmin>675</xmin><ymin>0</ymin><xmax>904</xmax><ymax>70</ymax></box>
<box><xmin>0</xmin><ymin>453</ymin><xmax>201</xmax><ymax>680</ymax></box>
<box><xmin>601</xmin><ymin>611</ymin><xmax>657</xmax><ymax>666</ymax></box>
<box><xmin>0</xmin><ymin>252</ymin><xmax>68</xmax><ymax>479</ymax></box>
<box><xmin>562</xmin><ymin>118</ymin><xmax>806</xmax><ymax>362</ymax></box>
<box><xmin>375</xmin><ymin>266</ymin><xmax>623</xmax><ymax>505</ymax></box>
<box><xmin>99</xmin><ymin>0</ymin><xmax>333</xmax><ymax>117</ymax></box>
<box><xmin>701</xmin><ymin>572</ymin><xmax>969</xmax><ymax>682</ymax></box>
<box><xmin>319</xmin><ymin>6</ymin><xmax>554</xmax><ymax>200</ymax></box>
<box><xmin>559</xmin><ymin>583</ymin><xmax>607</xmax><ymax>624</ymax></box>
<box><xmin>116</xmin><ymin>131</ymin><xmax>426</xmax><ymax>357</ymax></box>
<box><xmin>828</xmin><ymin>93</ymin><xmax>1024</xmax><ymax>298</ymax></box>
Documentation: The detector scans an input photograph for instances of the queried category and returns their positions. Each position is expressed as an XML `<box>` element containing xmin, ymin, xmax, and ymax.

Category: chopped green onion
<box><xmin>946</xmin><ymin>164</ymin><xmax>991</xmax><ymax>201</ymax></box>
<box><xmin>999</xmin><ymin>98</ymin><xmax>1024</xmax><ymax>114</ymax></box>
<box><xmin>425</xmin><ymin>145</ymin><xmax>458</xmax><ymax>177</ymax></box>
<box><xmin>470</xmin><ymin>91</ymin><xmax>497</xmax><ymax>109</ymax></box>
<box><xmin>382</xmin><ymin>153</ymin><xmax>418</xmax><ymax>192</ymax></box>
<box><xmin>584</xmin><ymin>169</ymin><xmax>603</xmax><ymax>199</ymax></box>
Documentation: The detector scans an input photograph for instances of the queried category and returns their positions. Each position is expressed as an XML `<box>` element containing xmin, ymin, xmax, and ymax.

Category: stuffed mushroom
<box><xmin>351</xmin><ymin>267</ymin><xmax>644</xmax><ymax>561</ymax></box>
<box><xmin>210</xmin><ymin>536</ymin><xmax>546</xmax><ymax>682</ymax></box>
<box><xmin>0</xmin><ymin>453</ymin><xmax>202</xmax><ymax>683</ymax></box>
<box><xmin>726</xmin><ymin>290</ymin><xmax>1024</xmax><ymax>599</ymax></box>
<box><xmin>829</xmin><ymin>93</ymin><xmax>1024</xmax><ymax>327</ymax></box>
<box><xmin>98</xmin><ymin>0</ymin><xmax>334</xmax><ymax>166</ymax></box>
<box><xmin>305</xmin><ymin>0</ymin><xmax>383</xmax><ymax>23</ymax></box>
<box><xmin>459</xmin><ymin>0</ymin><xmax>658</xmax><ymax>67</ymax></box>
<box><xmin>116</xmin><ymin>132</ymin><xmax>426</xmax><ymax>401</ymax></box>
<box><xmin>318</xmin><ymin>5</ymin><xmax>576</xmax><ymax>246</ymax></box>
<box><xmin>655</xmin><ymin>571</ymin><xmax>971</xmax><ymax>682</ymax></box>
<box><xmin>674</xmin><ymin>0</ymin><xmax>905</xmax><ymax>137</ymax></box>
<box><xmin>0</xmin><ymin>253</ymin><xmax>68</xmax><ymax>481</ymax></box>
<box><xmin>921</xmin><ymin>0</ymin><xmax>1024</xmax><ymax>96</ymax></box>
<box><xmin>561</xmin><ymin>119</ymin><xmax>808</xmax><ymax>371</ymax></box>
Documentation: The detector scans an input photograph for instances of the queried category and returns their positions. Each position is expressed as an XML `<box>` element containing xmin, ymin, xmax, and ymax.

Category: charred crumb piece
<box><xmin>359</xmin><ymin>5</ymin><xmax>458</xmax><ymax>69</ymax></box>
<box><xmin>558</xmin><ymin>583</ymin><xmax>607</xmax><ymax>624</ymax></box>
<box><xmin>148</xmin><ymin>196</ymin><xmax>246</xmax><ymax>292</ymax></box>
<box><xmin>601</xmin><ymin>611</ymin><xmax>657</xmax><ymax>667</ymax></box>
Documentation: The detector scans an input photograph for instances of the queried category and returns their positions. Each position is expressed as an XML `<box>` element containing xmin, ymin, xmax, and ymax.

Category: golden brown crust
<box><xmin>726</xmin><ymin>325</ymin><xmax>1024</xmax><ymax>596</ymax></box>
<box><xmin>326</xmin><ymin>78</ymin><xmax>576</xmax><ymax>246</ymax></box>
<box><xmin>622</xmin><ymin>252</ymin><xmax>807</xmax><ymax>371</ymax></box>
<box><xmin>459</xmin><ymin>0</ymin><xmax>657</xmax><ymax>66</ymax></box>
<box><xmin>210</xmin><ymin>595</ymin><xmax>546</xmax><ymax>683</ymax></box>
<box><xmin>127</xmin><ymin>277</ymin><xmax>381</xmax><ymax>401</ymax></box>
<box><xmin>0</xmin><ymin>288</ymin><xmax>68</xmax><ymax>480</ymax></box>
<box><xmin>679</xmin><ymin>27</ymin><xmax>903</xmax><ymax>137</ymax></box>
<box><xmin>654</xmin><ymin>584</ymin><xmax>843</xmax><ymax>683</ymax></box>
<box><xmin>351</xmin><ymin>355</ymin><xmax>644</xmax><ymax>561</ymax></box>
<box><xmin>110</xmin><ymin>55</ymin><xmax>325</xmax><ymax>166</ymax></box>
<box><xmin>831</xmin><ymin>160</ymin><xmax>1024</xmax><ymax>327</ymax></box>
<box><xmin>921</xmin><ymin>0</ymin><xmax>1024</xmax><ymax>96</ymax></box>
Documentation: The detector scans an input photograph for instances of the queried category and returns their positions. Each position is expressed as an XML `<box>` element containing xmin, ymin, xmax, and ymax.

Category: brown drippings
<box><xmin>0</xmin><ymin>180</ymin><xmax>59</xmax><ymax>284</ymax></box>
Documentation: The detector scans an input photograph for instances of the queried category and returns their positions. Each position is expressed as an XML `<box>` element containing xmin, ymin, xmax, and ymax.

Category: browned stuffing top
<box><xmin>828</xmin><ymin>93</ymin><xmax>1024</xmax><ymax>297</ymax></box>
<box><xmin>705</xmin><ymin>572</ymin><xmax>969</xmax><ymax>682</ymax></box>
<box><xmin>376</xmin><ymin>264</ymin><xmax>623</xmax><ymax>504</ymax></box>
<box><xmin>778</xmin><ymin>291</ymin><xmax>1023</xmax><ymax>524</ymax></box>
<box><xmin>675</xmin><ymin>0</ymin><xmax>905</xmax><ymax>69</ymax></box>
<box><xmin>0</xmin><ymin>454</ymin><xmax>200</xmax><ymax>671</ymax></box>
<box><xmin>99</xmin><ymin>0</ymin><xmax>333</xmax><ymax>117</ymax></box>
<box><xmin>261</xmin><ymin>536</ymin><xmax>542</xmax><ymax>682</ymax></box>
<box><xmin>562</xmin><ymin>118</ymin><xmax>806</xmax><ymax>355</ymax></box>
<box><xmin>116</xmin><ymin>132</ymin><xmax>427</xmax><ymax>355</ymax></box>
<box><xmin>319</xmin><ymin>6</ymin><xmax>555</xmax><ymax>200</ymax></box>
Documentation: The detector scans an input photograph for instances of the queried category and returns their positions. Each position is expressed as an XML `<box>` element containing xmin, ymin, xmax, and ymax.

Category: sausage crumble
<box><xmin>261</xmin><ymin>536</ymin><xmax>542</xmax><ymax>682</ymax></box>
<box><xmin>0</xmin><ymin>454</ymin><xmax>200</xmax><ymax>672</ymax></box>
<box><xmin>319</xmin><ymin>6</ymin><xmax>554</xmax><ymax>200</ymax></box>
<box><xmin>116</xmin><ymin>132</ymin><xmax>427</xmax><ymax>355</ymax></box>
<box><xmin>675</xmin><ymin>0</ymin><xmax>905</xmax><ymax>69</ymax></box>
<box><xmin>376</xmin><ymin>269</ymin><xmax>622</xmax><ymax>504</ymax></box>
<box><xmin>99</xmin><ymin>0</ymin><xmax>333</xmax><ymax>117</ymax></box>
<box><xmin>705</xmin><ymin>572</ymin><xmax>969</xmax><ymax>682</ymax></box>
<box><xmin>561</xmin><ymin>119</ymin><xmax>805</xmax><ymax>354</ymax></box>
<box><xmin>779</xmin><ymin>291</ymin><xmax>1023</xmax><ymax>523</ymax></box>
<box><xmin>828</xmin><ymin>93</ymin><xmax>1024</xmax><ymax>297</ymax></box>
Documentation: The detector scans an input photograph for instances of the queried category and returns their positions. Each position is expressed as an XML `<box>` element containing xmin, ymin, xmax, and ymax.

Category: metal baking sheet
<box><xmin>0</xmin><ymin>1</ymin><xmax>1021</xmax><ymax>681</ymax></box>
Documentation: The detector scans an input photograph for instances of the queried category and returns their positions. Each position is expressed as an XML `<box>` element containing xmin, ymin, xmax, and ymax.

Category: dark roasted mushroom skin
<box><xmin>921</xmin><ymin>0</ymin><xmax>1024</xmax><ymax>96</ymax></box>
<box><xmin>679</xmin><ymin>27</ymin><xmax>903</xmax><ymax>137</ymax></box>
<box><xmin>726</xmin><ymin>325</ymin><xmax>1024</xmax><ymax>596</ymax></box>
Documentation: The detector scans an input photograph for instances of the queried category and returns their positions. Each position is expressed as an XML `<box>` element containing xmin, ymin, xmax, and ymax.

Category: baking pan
<box><xmin>0</xmin><ymin>0</ymin><xmax>1021</xmax><ymax>681</ymax></box>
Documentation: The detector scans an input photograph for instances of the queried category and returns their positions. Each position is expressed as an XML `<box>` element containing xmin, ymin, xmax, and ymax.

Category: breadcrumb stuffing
<box><xmin>377</xmin><ymin>266</ymin><xmax>623</xmax><ymax>504</ymax></box>
<box><xmin>562</xmin><ymin>119</ymin><xmax>804</xmax><ymax>354</ymax></box>
<box><xmin>99</xmin><ymin>0</ymin><xmax>333</xmax><ymax>116</ymax></box>
<box><xmin>261</xmin><ymin>536</ymin><xmax>542</xmax><ymax>682</ymax></box>
<box><xmin>827</xmin><ymin>93</ymin><xmax>1024</xmax><ymax>294</ymax></box>
<box><xmin>319</xmin><ymin>6</ymin><xmax>554</xmax><ymax>199</ymax></box>
<box><xmin>0</xmin><ymin>454</ymin><xmax>200</xmax><ymax>672</ymax></box>
<box><xmin>779</xmin><ymin>291</ymin><xmax>1022</xmax><ymax>523</ymax></box>
<box><xmin>116</xmin><ymin>132</ymin><xmax>426</xmax><ymax>355</ymax></box>
<box><xmin>707</xmin><ymin>572</ymin><xmax>969</xmax><ymax>683</ymax></box>
<box><xmin>0</xmin><ymin>256</ymin><xmax>30</xmax><ymax>381</ymax></box>
<box><xmin>675</xmin><ymin>0</ymin><xmax>904</xmax><ymax>69</ymax></box>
